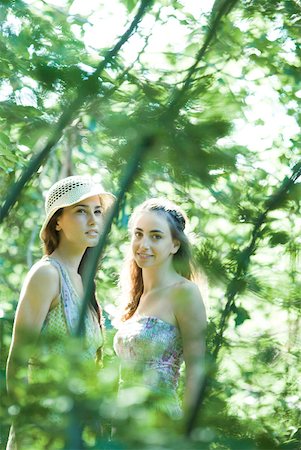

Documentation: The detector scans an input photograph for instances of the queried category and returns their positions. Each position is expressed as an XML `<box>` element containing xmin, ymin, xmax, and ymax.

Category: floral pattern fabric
<box><xmin>114</xmin><ymin>315</ymin><xmax>183</xmax><ymax>417</ymax></box>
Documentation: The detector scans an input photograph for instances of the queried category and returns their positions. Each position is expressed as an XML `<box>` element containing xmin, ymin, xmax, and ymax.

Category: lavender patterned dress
<box><xmin>113</xmin><ymin>315</ymin><xmax>183</xmax><ymax>418</ymax></box>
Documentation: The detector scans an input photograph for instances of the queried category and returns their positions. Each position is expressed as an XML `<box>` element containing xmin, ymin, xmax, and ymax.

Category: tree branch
<box><xmin>167</xmin><ymin>0</ymin><xmax>240</xmax><ymax>116</ymax></box>
<box><xmin>185</xmin><ymin>160</ymin><xmax>301</xmax><ymax>435</ymax></box>
<box><xmin>0</xmin><ymin>0</ymin><xmax>153</xmax><ymax>224</ymax></box>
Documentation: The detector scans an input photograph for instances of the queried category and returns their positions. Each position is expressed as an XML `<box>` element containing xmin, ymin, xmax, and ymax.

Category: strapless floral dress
<box><xmin>113</xmin><ymin>315</ymin><xmax>183</xmax><ymax>418</ymax></box>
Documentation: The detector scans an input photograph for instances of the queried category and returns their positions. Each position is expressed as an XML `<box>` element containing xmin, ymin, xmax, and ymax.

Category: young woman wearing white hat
<box><xmin>6</xmin><ymin>175</ymin><xmax>115</xmax><ymax>449</ymax></box>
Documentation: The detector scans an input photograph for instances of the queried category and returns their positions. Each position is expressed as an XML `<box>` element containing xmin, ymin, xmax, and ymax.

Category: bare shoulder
<box><xmin>15</xmin><ymin>259</ymin><xmax>61</xmax><ymax>330</ymax></box>
<box><xmin>26</xmin><ymin>259</ymin><xmax>60</xmax><ymax>284</ymax></box>
<box><xmin>22</xmin><ymin>259</ymin><xmax>60</xmax><ymax>297</ymax></box>
<box><xmin>171</xmin><ymin>279</ymin><xmax>203</xmax><ymax>303</ymax></box>
<box><xmin>171</xmin><ymin>279</ymin><xmax>207</xmax><ymax>324</ymax></box>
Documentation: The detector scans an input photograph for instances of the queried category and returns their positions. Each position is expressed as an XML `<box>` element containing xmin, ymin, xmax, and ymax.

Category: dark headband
<box><xmin>167</xmin><ymin>209</ymin><xmax>186</xmax><ymax>231</ymax></box>
<box><xmin>150</xmin><ymin>205</ymin><xmax>186</xmax><ymax>231</ymax></box>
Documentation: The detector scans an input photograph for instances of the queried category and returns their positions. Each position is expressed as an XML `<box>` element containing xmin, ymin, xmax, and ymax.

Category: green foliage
<box><xmin>1</xmin><ymin>0</ymin><xmax>301</xmax><ymax>448</ymax></box>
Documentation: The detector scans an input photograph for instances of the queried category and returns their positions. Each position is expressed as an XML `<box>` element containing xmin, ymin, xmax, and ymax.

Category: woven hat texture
<box><xmin>40</xmin><ymin>175</ymin><xmax>115</xmax><ymax>239</ymax></box>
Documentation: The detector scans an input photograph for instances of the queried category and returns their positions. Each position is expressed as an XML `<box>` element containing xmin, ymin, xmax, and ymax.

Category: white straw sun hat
<box><xmin>40</xmin><ymin>175</ymin><xmax>115</xmax><ymax>240</ymax></box>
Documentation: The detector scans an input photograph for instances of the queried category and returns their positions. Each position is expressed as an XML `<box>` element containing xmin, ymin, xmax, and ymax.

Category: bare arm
<box><xmin>6</xmin><ymin>261</ymin><xmax>60</xmax><ymax>397</ymax></box>
<box><xmin>173</xmin><ymin>282</ymin><xmax>207</xmax><ymax>417</ymax></box>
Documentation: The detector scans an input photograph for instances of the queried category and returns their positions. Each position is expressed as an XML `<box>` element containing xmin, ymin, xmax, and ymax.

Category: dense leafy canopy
<box><xmin>1</xmin><ymin>0</ymin><xmax>301</xmax><ymax>448</ymax></box>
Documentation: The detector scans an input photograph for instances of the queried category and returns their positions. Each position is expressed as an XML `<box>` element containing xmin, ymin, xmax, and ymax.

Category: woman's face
<box><xmin>56</xmin><ymin>195</ymin><xmax>104</xmax><ymax>249</ymax></box>
<box><xmin>131</xmin><ymin>211</ymin><xmax>179</xmax><ymax>269</ymax></box>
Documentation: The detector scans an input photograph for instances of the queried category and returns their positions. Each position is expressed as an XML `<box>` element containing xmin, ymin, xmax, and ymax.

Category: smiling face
<box><xmin>131</xmin><ymin>211</ymin><xmax>180</xmax><ymax>270</ymax></box>
<box><xmin>55</xmin><ymin>195</ymin><xmax>104</xmax><ymax>250</ymax></box>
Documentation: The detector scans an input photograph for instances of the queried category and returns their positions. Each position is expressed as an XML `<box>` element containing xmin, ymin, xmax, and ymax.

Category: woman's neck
<box><xmin>142</xmin><ymin>265</ymin><xmax>180</xmax><ymax>293</ymax></box>
<box><xmin>50</xmin><ymin>246</ymin><xmax>85</xmax><ymax>273</ymax></box>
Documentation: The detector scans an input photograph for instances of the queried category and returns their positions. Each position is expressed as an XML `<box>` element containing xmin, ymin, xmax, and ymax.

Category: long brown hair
<box><xmin>41</xmin><ymin>209</ymin><xmax>63</xmax><ymax>255</ymax></box>
<box><xmin>120</xmin><ymin>198</ymin><xmax>195</xmax><ymax>321</ymax></box>
<box><xmin>41</xmin><ymin>208</ymin><xmax>102</xmax><ymax>324</ymax></box>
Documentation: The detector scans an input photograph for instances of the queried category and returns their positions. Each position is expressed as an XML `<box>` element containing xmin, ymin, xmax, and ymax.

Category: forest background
<box><xmin>0</xmin><ymin>0</ymin><xmax>301</xmax><ymax>449</ymax></box>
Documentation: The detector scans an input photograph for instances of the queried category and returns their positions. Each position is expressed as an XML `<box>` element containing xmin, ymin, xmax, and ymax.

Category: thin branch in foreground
<box><xmin>185</xmin><ymin>160</ymin><xmax>301</xmax><ymax>436</ymax></box>
<box><xmin>0</xmin><ymin>0</ymin><xmax>153</xmax><ymax>225</ymax></box>
<box><xmin>167</xmin><ymin>0</ymin><xmax>240</xmax><ymax>116</ymax></box>
<box><xmin>76</xmin><ymin>134</ymin><xmax>156</xmax><ymax>336</ymax></box>
<box><xmin>74</xmin><ymin>0</ymin><xmax>239</xmax><ymax>338</ymax></box>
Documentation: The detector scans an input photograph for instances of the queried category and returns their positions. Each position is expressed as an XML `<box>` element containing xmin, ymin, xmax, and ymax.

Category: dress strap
<box><xmin>44</xmin><ymin>256</ymin><xmax>80</xmax><ymax>334</ymax></box>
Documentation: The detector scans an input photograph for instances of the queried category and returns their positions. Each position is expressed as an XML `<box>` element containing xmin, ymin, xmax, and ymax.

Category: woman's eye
<box><xmin>95</xmin><ymin>209</ymin><xmax>102</xmax><ymax>215</ymax></box>
<box><xmin>134</xmin><ymin>231</ymin><xmax>142</xmax><ymax>238</ymax></box>
<box><xmin>152</xmin><ymin>234</ymin><xmax>162</xmax><ymax>240</ymax></box>
<box><xmin>76</xmin><ymin>208</ymin><xmax>86</xmax><ymax>214</ymax></box>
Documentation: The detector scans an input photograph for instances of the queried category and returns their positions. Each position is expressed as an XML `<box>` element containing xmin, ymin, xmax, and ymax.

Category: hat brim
<box><xmin>39</xmin><ymin>187</ymin><xmax>115</xmax><ymax>240</ymax></box>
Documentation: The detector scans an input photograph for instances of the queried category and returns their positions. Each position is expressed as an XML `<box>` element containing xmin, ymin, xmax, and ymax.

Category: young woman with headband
<box><xmin>114</xmin><ymin>198</ymin><xmax>207</xmax><ymax>421</ymax></box>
